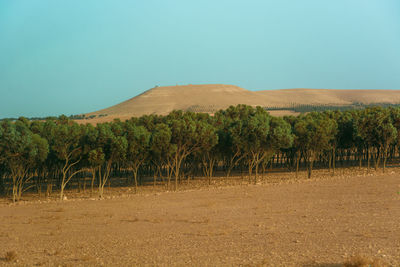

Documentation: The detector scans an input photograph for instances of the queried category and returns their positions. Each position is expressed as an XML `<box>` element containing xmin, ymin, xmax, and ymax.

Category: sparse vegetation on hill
<box><xmin>264</xmin><ymin>102</ymin><xmax>400</xmax><ymax>113</ymax></box>
<box><xmin>83</xmin><ymin>84</ymin><xmax>400</xmax><ymax>119</ymax></box>
<box><xmin>1</xmin><ymin>105</ymin><xmax>400</xmax><ymax>201</ymax></box>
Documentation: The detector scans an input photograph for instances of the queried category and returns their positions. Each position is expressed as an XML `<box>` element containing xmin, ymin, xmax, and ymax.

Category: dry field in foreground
<box><xmin>0</xmin><ymin>169</ymin><xmax>400</xmax><ymax>266</ymax></box>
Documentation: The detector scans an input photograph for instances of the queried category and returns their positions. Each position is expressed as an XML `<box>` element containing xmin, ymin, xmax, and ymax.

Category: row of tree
<box><xmin>1</xmin><ymin>105</ymin><xmax>399</xmax><ymax>202</ymax></box>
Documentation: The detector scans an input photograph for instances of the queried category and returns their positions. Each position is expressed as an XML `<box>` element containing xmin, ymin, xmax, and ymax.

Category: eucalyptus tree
<box><xmin>215</xmin><ymin>105</ymin><xmax>255</xmax><ymax>178</ymax></box>
<box><xmin>81</xmin><ymin>123</ymin><xmax>100</xmax><ymax>193</ymax></box>
<box><xmin>149</xmin><ymin>123</ymin><xmax>176</xmax><ymax>188</ymax></box>
<box><xmin>242</xmin><ymin>109</ymin><xmax>293</xmax><ymax>184</ymax></box>
<box><xmin>294</xmin><ymin>112</ymin><xmax>337</xmax><ymax>178</ymax></box>
<box><xmin>88</xmin><ymin>147</ymin><xmax>104</xmax><ymax>192</ymax></box>
<box><xmin>165</xmin><ymin>110</ymin><xmax>218</xmax><ymax>190</ymax></box>
<box><xmin>134</xmin><ymin>114</ymin><xmax>165</xmax><ymax>186</ymax></box>
<box><xmin>92</xmin><ymin>123</ymin><xmax>127</xmax><ymax>198</ymax></box>
<box><xmin>283</xmin><ymin>115</ymin><xmax>301</xmax><ymax>176</ymax></box>
<box><xmin>267</xmin><ymin>116</ymin><xmax>294</xmax><ymax>172</ymax></box>
<box><xmin>389</xmin><ymin>107</ymin><xmax>400</xmax><ymax>158</ymax></box>
<box><xmin>35</xmin><ymin>119</ymin><xmax>65</xmax><ymax>196</ymax></box>
<box><xmin>124</xmin><ymin>121</ymin><xmax>151</xmax><ymax>192</ymax></box>
<box><xmin>137</xmin><ymin>114</ymin><xmax>162</xmax><ymax>130</ymax></box>
<box><xmin>239</xmin><ymin>107</ymin><xmax>271</xmax><ymax>183</ymax></box>
<box><xmin>49</xmin><ymin>118</ymin><xmax>87</xmax><ymax>200</ymax></box>
<box><xmin>194</xmin><ymin>114</ymin><xmax>219</xmax><ymax>185</ymax></box>
<box><xmin>357</xmin><ymin>107</ymin><xmax>397</xmax><ymax>172</ymax></box>
<box><xmin>0</xmin><ymin>120</ymin><xmax>48</xmax><ymax>202</ymax></box>
<box><xmin>334</xmin><ymin>110</ymin><xmax>360</xmax><ymax>171</ymax></box>
<box><xmin>16</xmin><ymin>116</ymin><xmax>30</xmax><ymax>127</ymax></box>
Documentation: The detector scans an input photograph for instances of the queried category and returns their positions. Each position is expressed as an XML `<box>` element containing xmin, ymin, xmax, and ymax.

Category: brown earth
<box><xmin>1</xmin><ymin>168</ymin><xmax>399</xmax><ymax>266</ymax></box>
<box><xmin>82</xmin><ymin>84</ymin><xmax>400</xmax><ymax>122</ymax></box>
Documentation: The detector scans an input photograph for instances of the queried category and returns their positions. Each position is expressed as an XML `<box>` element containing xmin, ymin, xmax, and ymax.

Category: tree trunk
<box><xmin>90</xmin><ymin>168</ymin><xmax>96</xmax><ymax>195</ymax></box>
<box><xmin>307</xmin><ymin>160</ymin><xmax>313</xmax><ymax>179</ymax></box>
<box><xmin>59</xmin><ymin>155</ymin><xmax>82</xmax><ymax>201</ymax></box>
<box><xmin>332</xmin><ymin>148</ymin><xmax>336</xmax><ymax>176</ymax></box>
<box><xmin>383</xmin><ymin>146</ymin><xmax>388</xmax><ymax>173</ymax></box>
<box><xmin>254</xmin><ymin>163</ymin><xmax>259</xmax><ymax>184</ymax></box>
<box><xmin>261</xmin><ymin>162</ymin><xmax>266</xmax><ymax>180</ymax></box>
<box><xmin>226</xmin><ymin>152</ymin><xmax>245</xmax><ymax>178</ymax></box>
<box><xmin>133</xmin><ymin>169</ymin><xmax>138</xmax><ymax>193</ymax></box>
<box><xmin>307</xmin><ymin>152</ymin><xmax>315</xmax><ymax>179</ymax></box>
<box><xmin>98</xmin><ymin>167</ymin><xmax>103</xmax><ymax>199</ymax></box>
<box><xmin>12</xmin><ymin>177</ymin><xmax>17</xmax><ymax>203</ymax></box>
<box><xmin>207</xmin><ymin>158</ymin><xmax>215</xmax><ymax>185</ymax></box>
<box><xmin>60</xmin><ymin>172</ymin><xmax>66</xmax><ymax>201</ymax></box>
<box><xmin>374</xmin><ymin>147</ymin><xmax>380</xmax><ymax>171</ymax></box>
<box><xmin>0</xmin><ymin>175</ymin><xmax>4</xmax><ymax>196</ymax></box>
<box><xmin>174</xmin><ymin>163</ymin><xmax>179</xmax><ymax>191</ymax></box>
<box><xmin>248</xmin><ymin>159</ymin><xmax>253</xmax><ymax>183</ymax></box>
<box><xmin>98</xmin><ymin>162</ymin><xmax>112</xmax><ymax>199</ymax></box>
<box><xmin>328</xmin><ymin>151</ymin><xmax>332</xmax><ymax>172</ymax></box>
<box><xmin>295</xmin><ymin>151</ymin><xmax>300</xmax><ymax>179</ymax></box>
<box><xmin>166</xmin><ymin>164</ymin><xmax>173</xmax><ymax>190</ymax></box>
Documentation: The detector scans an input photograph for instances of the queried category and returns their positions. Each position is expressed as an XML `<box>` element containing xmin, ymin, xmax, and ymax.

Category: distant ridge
<box><xmin>84</xmin><ymin>84</ymin><xmax>400</xmax><ymax>122</ymax></box>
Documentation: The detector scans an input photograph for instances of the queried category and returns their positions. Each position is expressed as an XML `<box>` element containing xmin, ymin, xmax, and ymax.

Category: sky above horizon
<box><xmin>1</xmin><ymin>0</ymin><xmax>400</xmax><ymax>118</ymax></box>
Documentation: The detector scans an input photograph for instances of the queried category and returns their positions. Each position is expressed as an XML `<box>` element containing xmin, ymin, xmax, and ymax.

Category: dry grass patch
<box><xmin>80</xmin><ymin>254</ymin><xmax>96</xmax><ymax>262</ymax></box>
<box><xmin>302</xmin><ymin>264</ymin><xmax>341</xmax><ymax>267</ymax></box>
<box><xmin>343</xmin><ymin>255</ymin><xmax>388</xmax><ymax>267</ymax></box>
<box><xmin>175</xmin><ymin>218</ymin><xmax>210</xmax><ymax>224</ymax></box>
<box><xmin>44</xmin><ymin>207</ymin><xmax>65</xmax><ymax>213</ymax></box>
<box><xmin>51</xmin><ymin>207</ymin><xmax>65</xmax><ymax>212</ymax></box>
<box><xmin>44</xmin><ymin>249</ymin><xmax>61</xmax><ymax>256</ymax></box>
<box><xmin>121</xmin><ymin>217</ymin><xmax>140</xmax><ymax>223</ymax></box>
<box><xmin>121</xmin><ymin>217</ymin><xmax>163</xmax><ymax>223</ymax></box>
<box><xmin>3</xmin><ymin>251</ymin><xmax>17</xmax><ymax>262</ymax></box>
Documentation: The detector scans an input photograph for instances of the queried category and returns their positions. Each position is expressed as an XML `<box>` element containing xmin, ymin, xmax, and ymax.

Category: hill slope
<box><xmin>85</xmin><ymin>84</ymin><xmax>400</xmax><ymax>121</ymax></box>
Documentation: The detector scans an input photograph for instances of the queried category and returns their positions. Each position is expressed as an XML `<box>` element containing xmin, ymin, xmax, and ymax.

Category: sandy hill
<box><xmin>84</xmin><ymin>84</ymin><xmax>400</xmax><ymax>122</ymax></box>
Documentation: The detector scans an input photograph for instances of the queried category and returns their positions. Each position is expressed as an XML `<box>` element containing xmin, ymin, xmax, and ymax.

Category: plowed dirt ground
<box><xmin>1</xmin><ymin>169</ymin><xmax>400</xmax><ymax>266</ymax></box>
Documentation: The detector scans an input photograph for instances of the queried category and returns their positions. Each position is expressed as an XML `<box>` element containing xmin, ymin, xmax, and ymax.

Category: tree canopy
<box><xmin>0</xmin><ymin>105</ymin><xmax>398</xmax><ymax>201</ymax></box>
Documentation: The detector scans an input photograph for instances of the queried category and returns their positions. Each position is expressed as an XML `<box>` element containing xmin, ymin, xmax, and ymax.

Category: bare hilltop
<box><xmin>85</xmin><ymin>84</ymin><xmax>400</xmax><ymax>122</ymax></box>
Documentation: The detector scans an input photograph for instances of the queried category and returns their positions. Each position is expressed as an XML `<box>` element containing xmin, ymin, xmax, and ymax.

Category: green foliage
<box><xmin>294</xmin><ymin>112</ymin><xmax>337</xmax><ymax>178</ymax></box>
<box><xmin>150</xmin><ymin>123</ymin><xmax>176</xmax><ymax>161</ymax></box>
<box><xmin>96</xmin><ymin>123</ymin><xmax>127</xmax><ymax>164</ymax></box>
<box><xmin>125</xmin><ymin>122</ymin><xmax>150</xmax><ymax>190</ymax></box>
<box><xmin>357</xmin><ymin>107</ymin><xmax>397</xmax><ymax>149</ymax></box>
<box><xmin>2</xmin><ymin>104</ymin><xmax>400</xmax><ymax>200</ymax></box>
<box><xmin>356</xmin><ymin>107</ymin><xmax>397</xmax><ymax>170</ymax></box>
<box><xmin>268</xmin><ymin>116</ymin><xmax>294</xmax><ymax>150</ymax></box>
<box><xmin>0</xmin><ymin>120</ymin><xmax>48</xmax><ymax>201</ymax></box>
<box><xmin>294</xmin><ymin>112</ymin><xmax>337</xmax><ymax>154</ymax></box>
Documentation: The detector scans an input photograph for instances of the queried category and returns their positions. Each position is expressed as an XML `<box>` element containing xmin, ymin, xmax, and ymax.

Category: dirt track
<box><xmin>1</xmin><ymin>171</ymin><xmax>400</xmax><ymax>266</ymax></box>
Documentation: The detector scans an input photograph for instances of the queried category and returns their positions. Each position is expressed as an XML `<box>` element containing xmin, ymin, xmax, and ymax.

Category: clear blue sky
<box><xmin>1</xmin><ymin>0</ymin><xmax>400</xmax><ymax>118</ymax></box>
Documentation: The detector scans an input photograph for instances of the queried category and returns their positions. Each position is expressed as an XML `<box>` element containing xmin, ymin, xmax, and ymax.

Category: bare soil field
<box><xmin>1</xmin><ymin>169</ymin><xmax>400</xmax><ymax>266</ymax></box>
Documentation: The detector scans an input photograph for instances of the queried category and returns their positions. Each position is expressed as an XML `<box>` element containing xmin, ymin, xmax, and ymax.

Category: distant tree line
<box><xmin>0</xmin><ymin>113</ymin><xmax>108</xmax><ymax>122</ymax></box>
<box><xmin>1</xmin><ymin>105</ymin><xmax>400</xmax><ymax>202</ymax></box>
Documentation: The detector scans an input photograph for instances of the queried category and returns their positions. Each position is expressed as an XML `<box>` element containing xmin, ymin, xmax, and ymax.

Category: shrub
<box><xmin>343</xmin><ymin>255</ymin><xmax>388</xmax><ymax>267</ymax></box>
<box><xmin>4</xmin><ymin>251</ymin><xmax>17</xmax><ymax>262</ymax></box>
